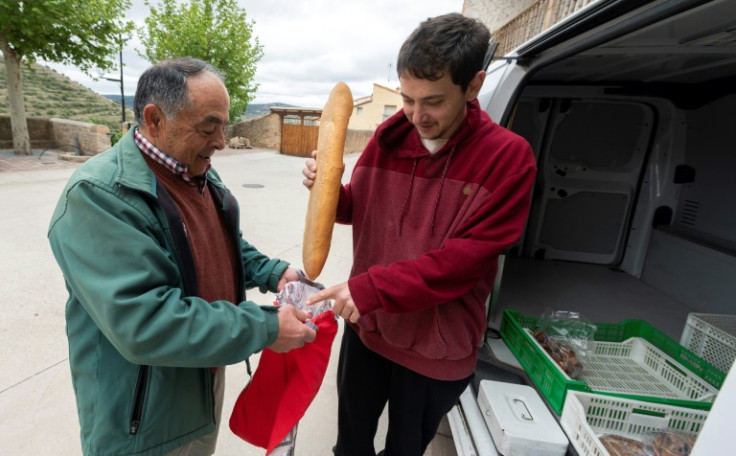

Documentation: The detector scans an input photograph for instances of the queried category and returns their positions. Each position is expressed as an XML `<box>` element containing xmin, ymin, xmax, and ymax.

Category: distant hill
<box><xmin>0</xmin><ymin>62</ymin><xmax>133</xmax><ymax>134</ymax></box>
<box><xmin>103</xmin><ymin>94</ymin><xmax>135</xmax><ymax>112</ymax></box>
<box><xmin>103</xmin><ymin>95</ymin><xmax>294</xmax><ymax>120</ymax></box>
<box><xmin>242</xmin><ymin>102</ymin><xmax>295</xmax><ymax>119</ymax></box>
<box><xmin>0</xmin><ymin>61</ymin><xmax>293</xmax><ymax>136</ymax></box>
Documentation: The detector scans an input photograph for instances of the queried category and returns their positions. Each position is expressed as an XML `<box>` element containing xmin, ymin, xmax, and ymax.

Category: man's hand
<box><xmin>277</xmin><ymin>267</ymin><xmax>300</xmax><ymax>292</ymax></box>
<box><xmin>306</xmin><ymin>282</ymin><xmax>361</xmax><ymax>323</ymax></box>
<box><xmin>268</xmin><ymin>305</ymin><xmax>317</xmax><ymax>353</ymax></box>
<box><xmin>302</xmin><ymin>150</ymin><xmax>318</xmax><ymax>189</ymax></box>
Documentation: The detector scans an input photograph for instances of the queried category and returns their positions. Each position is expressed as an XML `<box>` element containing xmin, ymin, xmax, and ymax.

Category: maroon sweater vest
<box><xmin>144</xmin><ymin>155</ymin><xmax>238</xmax><ymax>305</ymax></box>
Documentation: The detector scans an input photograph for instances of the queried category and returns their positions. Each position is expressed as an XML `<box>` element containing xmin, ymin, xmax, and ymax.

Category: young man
<box><xmin>304</xmin><ymin>13</ymin><xmax>537</xmax><ymax>455</ymax></box>
<box><xmin>48</xmin><ymin>58</ymin><xmax>316</xmax><ymax>456</ymax></box>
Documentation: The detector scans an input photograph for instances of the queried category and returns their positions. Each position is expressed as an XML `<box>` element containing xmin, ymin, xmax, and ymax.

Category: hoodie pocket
<box><xmin>371</xmin><ymin>305</ymin><xmax>479</xmax><ymax>361</ymax></box>
<box><xmin>374</xmin><ymin>308</ymin><xmax>449</xmax><ymax>359</ymax></box>
<box><xmin>129</xmin><ymin>365</ymin><xmax>149</xmax><ymax>435</ymax></box>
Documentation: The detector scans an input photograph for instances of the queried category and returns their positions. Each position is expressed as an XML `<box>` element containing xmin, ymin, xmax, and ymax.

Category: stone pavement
<box><xmin>0</xmin><ymin>147</ymin><xmax>456</xmax><ymax>455</ymax></box>
<box><xmin>0</xmin><ymin>148</ymin><xmax>83</xmax><ymax>172</ymax></box>
<box><xmin>0</xmin><ymin>146</ymin><xmax>261</xmax><ymax>173</ymax></box>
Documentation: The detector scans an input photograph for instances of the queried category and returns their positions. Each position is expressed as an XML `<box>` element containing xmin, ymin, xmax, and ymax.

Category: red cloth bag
<box><xmin>229</xmin><ymin>300</ymin><xmax>337</xmax><ymax>453</ymax></box>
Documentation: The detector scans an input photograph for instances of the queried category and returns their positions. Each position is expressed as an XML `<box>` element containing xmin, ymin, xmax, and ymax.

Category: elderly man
<box><xmin>48</xmin><ymin>58</ymin><xmax>315</xmax><ymax>456</ymax></box>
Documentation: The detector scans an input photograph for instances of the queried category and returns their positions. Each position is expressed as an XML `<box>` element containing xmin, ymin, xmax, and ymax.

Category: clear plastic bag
<box><xmin>599</xmin><ymin>434</ymin><xmax>649</xmax><ymax>456</ymax></box>
<box><xmin>534</xmin><ymin>309</ymin><xmax>597</xmax><ymax>379</ymax></box>
<box><xmin>597</xmin><ymin>430</ymin><xmax>698</xmax><ymax>456</ymax></box>
<box><xmin>642</xmin><ymin>431</ymin><xmax>697</xmax><ymax>456</ymax></box>
<box><xmin>274</xmin><ymin>270</ymin><xmax>333</xmax><ymax>331</ymax></box>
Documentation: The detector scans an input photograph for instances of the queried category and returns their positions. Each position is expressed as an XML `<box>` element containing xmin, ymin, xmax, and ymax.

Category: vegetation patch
<box><xmin>0</xmin><ymin>62</ymin><xmax>133</xmax><ymax>140</ymax></box>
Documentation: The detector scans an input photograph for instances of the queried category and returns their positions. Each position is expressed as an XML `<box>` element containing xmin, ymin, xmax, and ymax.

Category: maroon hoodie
<box><xmin>337</xmin><ymin>99</ymin><xmax>537</xmax><ymax>380</ymax></box>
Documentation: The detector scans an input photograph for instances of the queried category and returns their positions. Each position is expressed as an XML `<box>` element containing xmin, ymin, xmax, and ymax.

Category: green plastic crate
<box><xmin>500</xmin><ymin>309</ymin><xmax>726</xmax><ymax>415</ymax></box>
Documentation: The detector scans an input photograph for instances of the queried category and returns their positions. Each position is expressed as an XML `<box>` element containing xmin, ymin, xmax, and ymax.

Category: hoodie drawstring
<box><xmin>398</xmin><ymin>145</ymin><xmax>455</xmax><ymax>237</ymax></box>
<box><xmin>431</xmin><ymin>146</ymin><xmax>455</xmax><ymax>236</ymax></box>
<box><xmin>398</xmin><ymin>159</ymin><xmax>418</xmax><ymax>236</ymax></box>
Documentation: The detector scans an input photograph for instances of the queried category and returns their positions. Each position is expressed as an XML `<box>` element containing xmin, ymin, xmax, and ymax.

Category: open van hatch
<box><xmin>453</xmin><ymin>1</ymin><xmax>736</xmax><ymax>455</ymax></box>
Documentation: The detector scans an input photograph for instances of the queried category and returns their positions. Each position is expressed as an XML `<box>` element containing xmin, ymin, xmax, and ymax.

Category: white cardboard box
<box><xmin>477</xmin><ymin>380</ymin><xmax>568</xmax><ymax>456</ymax></box>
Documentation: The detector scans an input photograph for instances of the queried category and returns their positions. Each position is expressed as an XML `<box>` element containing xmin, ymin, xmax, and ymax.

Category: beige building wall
<box><xmin>463</xmin><ymin>0</ymin><xmax>537</xmax><ymax>32</ymax></box>
<box><xmin>348</xmin><ymin>83</ymin><xmax>402</xmax><ymax>131</ymax></box>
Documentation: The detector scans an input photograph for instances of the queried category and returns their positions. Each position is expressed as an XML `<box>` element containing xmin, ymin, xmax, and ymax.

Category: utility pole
<box><xmin>118</xmin><ymin>39</ymin><xmax>125</xmax><ymax>123</ymax></box>
<box><xmin>103</xmin><ymin>34</ymin><xmax>130</xmax><ymax>124</ymax></box>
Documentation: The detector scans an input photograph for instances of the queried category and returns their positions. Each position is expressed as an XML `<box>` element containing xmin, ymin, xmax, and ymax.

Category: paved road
<box><xmin>0</xmin><ymin>147</ymin><xmax>456</xmax><ymax>455</ymax></box>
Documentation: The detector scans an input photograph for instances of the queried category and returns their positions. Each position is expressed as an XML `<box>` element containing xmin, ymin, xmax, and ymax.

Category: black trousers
<box><xmin>333</xmin><ymin>324</ymin><xmax>472</xmax><ymax>456</ymax></box>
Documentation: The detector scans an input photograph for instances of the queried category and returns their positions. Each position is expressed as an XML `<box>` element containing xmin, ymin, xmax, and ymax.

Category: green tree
<box><xmin>139</xmin><ymin>0</ymin><xmax>263</xmax><ymax>120</ymax></box>
<box><xmin>0</xmin><ymin>0</ymin><xmax>132</xmax><ymax>155</ymax></box>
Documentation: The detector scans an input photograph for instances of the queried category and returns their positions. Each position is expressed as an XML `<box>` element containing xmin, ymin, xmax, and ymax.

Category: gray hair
<box><xmin>133</xmin><ymin>57</ymin><xmax>224</xmax><ymax>125</ymax></box>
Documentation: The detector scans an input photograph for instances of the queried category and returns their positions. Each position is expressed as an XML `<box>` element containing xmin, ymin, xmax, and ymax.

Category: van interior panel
<box><xmin>482</xmin><ymin>0</ymin><xmax>736</xmax><ymax>359</ymax></box>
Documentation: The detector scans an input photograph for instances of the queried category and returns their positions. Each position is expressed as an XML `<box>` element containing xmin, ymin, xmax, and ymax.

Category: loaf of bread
<box><xmin>599</xmin><ymin>434</ymin><xmax>648</xmax><ymax>456</ymax></box>
<box><xmin>302</xmin><ymin>82</ymin><xmax>353</xmax><ymax>279</ymax></box>
<box><xmin>533</xmin><ymin>330</ymin><xmax>584</xmax><ymax>378</ymax></box>
<box><xmin>647</xmin><ymin>431</ymin><xmax>696</xmax><ymax>456</ymax></box>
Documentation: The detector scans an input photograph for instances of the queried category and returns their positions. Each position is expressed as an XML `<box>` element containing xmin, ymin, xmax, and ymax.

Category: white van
<box><xmin>451</xmin><ymin>0</ymin><xmax>736</xmax><ymax>454</ymax></box>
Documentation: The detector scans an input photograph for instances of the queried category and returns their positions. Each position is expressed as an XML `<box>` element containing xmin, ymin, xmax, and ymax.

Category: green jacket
<box><xmin>48</xmin><ymin>129</ymin><xmax>286</xmax><ymax>455</ymax></box>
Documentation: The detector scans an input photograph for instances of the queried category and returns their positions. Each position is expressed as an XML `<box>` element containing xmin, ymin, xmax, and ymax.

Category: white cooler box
<box><xmin>477</xmin><ymin>380</ymin><xmax>569</xmax><ymax>456</ymax></box>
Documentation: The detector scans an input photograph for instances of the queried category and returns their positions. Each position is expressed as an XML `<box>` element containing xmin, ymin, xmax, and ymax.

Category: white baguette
<box><xmin>302</xmin><ymin>82</ymin><xmax>353</xmax><ymax>279</ymax></box>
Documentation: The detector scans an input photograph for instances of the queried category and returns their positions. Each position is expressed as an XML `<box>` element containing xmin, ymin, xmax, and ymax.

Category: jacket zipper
<box><xmin>210</xmin><ymin>369</ymin><xmax>217</xmax><ymax>426</ymax></box>
<box><xmin>129</xmin><ymin>365</ymin><xmax>149</xmax><ymax>435</ymax></box>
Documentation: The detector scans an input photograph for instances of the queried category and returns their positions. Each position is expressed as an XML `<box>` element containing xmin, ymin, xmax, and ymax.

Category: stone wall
<box><xmin>50</xmin><ymin>118</ymin><xmax>111</xmax><ymax>155</ymax></box>
<box><xmin>228</xmin><ymin>113</ymin><xmax>281</xmax><ymax>150</ymax></box>
<box><xmin>0</xmin><ymin>115</ymin><xmax>111</xmax><ymax>154</ymax></box>
<box><xmin>463</xmin><ymin>0</ymin><xmax>537</xmax><ymax>32</ymax></box>
<box><xmin>0</xmin><ymin>115</ymin><xmax>55</xmax><ymax>149</ymax></box>
<box><xmin>345</xmin><ymin>129</ymin><xmax>373</xmax><ymax>155</ymax></box>
<box><xmin>464</xmin><ymin>0</ymin><xmax>596</xmax><ymax>55</ymax></box>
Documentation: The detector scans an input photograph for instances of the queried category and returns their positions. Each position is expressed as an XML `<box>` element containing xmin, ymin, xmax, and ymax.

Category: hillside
<box><xmin>0</xmin><ymin>61</ymin><xmax>133</xmax><ymax>135</ymax></box>
<box><xmin>0</xmin><ymin>61</ymin><xmax>295</xmax><ymax>136</ymax></box>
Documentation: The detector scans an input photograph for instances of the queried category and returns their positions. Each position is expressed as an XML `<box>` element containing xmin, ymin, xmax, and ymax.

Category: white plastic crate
<box><xmin>560</xmin><ymin>391</ymin><xmax>708</xmax><ymax>456</ymax></box>
<box><xmin>680</xmin><ymin>313</ymin><xmax>736</xmax><ymax>374</ymax></box>
<box><xmin>527</xmin><ymin>330</ymin><xmax>719</xmax><ymax>403</ymax></box>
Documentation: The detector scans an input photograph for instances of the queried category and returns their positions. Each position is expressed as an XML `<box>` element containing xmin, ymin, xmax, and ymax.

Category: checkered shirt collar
<box><xmin>133</xmin><ymin>127</ymin><xmax>209</xmax><ymax>192</ymax></box>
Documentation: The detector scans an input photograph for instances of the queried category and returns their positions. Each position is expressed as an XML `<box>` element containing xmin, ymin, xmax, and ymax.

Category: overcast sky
<box><xmin>41</xmin><ymin>0</ymin><xmax>465</xmax><ymax>108</ymax></box>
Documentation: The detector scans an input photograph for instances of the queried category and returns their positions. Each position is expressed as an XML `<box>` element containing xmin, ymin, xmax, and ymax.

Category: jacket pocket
<box><xmin>129</xmin><ymin>365</ymin><xmax>149</xmax><ymax>435</ymax></box>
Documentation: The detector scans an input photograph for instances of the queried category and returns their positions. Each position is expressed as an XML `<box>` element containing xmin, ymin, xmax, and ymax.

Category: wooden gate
<box><xmin>273</xmin><ymin>107</ymin><xmax>322</xmax><ymax>157</ymax></box>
